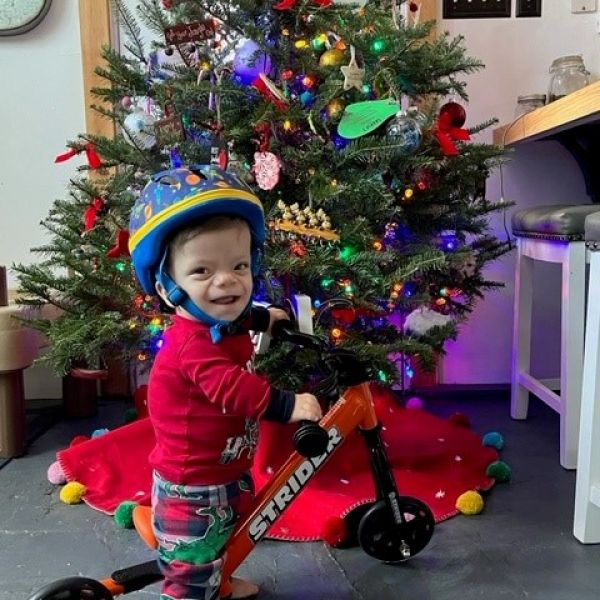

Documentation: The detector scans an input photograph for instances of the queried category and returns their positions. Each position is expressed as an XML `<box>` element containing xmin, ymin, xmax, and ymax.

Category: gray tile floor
<box><xmin>2</xmin><ymin>393</ymin><xmax>600</xmax><ymax>600</ymax></box>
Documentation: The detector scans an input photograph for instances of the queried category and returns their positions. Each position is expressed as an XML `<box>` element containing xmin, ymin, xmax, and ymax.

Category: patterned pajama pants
<box><xmin>152</xmin><ymin>471</ymin><xmax>253</xmax><ymax>600</ymax></box>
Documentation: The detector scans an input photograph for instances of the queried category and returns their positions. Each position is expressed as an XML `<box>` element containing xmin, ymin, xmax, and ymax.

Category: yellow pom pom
<box><xmin>455</xmin><ymin>490</ymin><xmax>484</xmax><ymax>515</ymax></box>
<box><xmin>59</xmin><ymin>481</ymin><xmax>87</xmax><ymax>505</ymax></box>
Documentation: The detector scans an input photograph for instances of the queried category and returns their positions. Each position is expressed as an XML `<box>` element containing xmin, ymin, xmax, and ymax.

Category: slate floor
<box><xmin>2</xmin><ymin>392</ymin><xmax>600</xmax><ymax>600</ymax></box>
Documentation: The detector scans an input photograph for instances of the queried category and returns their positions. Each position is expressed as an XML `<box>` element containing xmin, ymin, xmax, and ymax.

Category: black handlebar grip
<box><xmin>293</xmin><ymin>420</ymin><xmax>330</xmax><ymax>458</ymax></box>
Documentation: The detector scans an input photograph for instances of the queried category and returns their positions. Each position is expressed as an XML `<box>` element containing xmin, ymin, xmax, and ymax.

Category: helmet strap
<box><xmin>156</xmin><ymin>251</ymin><xmax>251</xmax><ymax>344</ymax></box>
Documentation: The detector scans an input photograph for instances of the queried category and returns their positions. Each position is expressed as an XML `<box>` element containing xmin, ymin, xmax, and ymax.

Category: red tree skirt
<box><xmin>57</xmin><ymin>386</ymin><xmax>499</xmax><ymax>541</ymax></box>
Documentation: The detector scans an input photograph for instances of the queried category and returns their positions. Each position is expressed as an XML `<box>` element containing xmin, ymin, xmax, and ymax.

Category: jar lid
<box><xmin>549</xmin><ymin>55</ymin><xmax>585</xmax><ymax>70</ymax></box>
<box><xmin>517</xmin><ymin>94</ymin><xmax>546</xmax><ymax>102</ymax></box>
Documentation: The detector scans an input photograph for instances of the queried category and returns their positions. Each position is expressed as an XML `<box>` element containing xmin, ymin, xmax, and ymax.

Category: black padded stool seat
<box><xmin>512</xmin><ymin>205</ymin><xmax>600</xmax><ymax>241</ymax></box>
<box><xmin>585</xmin><ymin>211</ymin><xmax>600</xmax><ymax>245</ymax></box>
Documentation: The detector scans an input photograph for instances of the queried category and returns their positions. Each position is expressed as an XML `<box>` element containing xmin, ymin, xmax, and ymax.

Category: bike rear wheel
<box><xmin>28</xmin><ymin>577</ymin><xmax>114</xmax><ymax>600</ymax></box>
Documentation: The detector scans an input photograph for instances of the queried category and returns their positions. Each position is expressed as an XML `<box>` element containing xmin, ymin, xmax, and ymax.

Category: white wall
<box><xmin>439</xmin><ymin>2</ymin><xmax>599</xmax><ymax>384</ymax></box>
<box><xmin>0</xmin><ymin>0</ymin><xmax>85</xmax><ymax>399</ymax></box>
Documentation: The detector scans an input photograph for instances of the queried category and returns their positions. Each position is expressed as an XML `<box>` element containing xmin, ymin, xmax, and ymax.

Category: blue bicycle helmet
<box><xmin>129</xmin><ymin>164</ymin><xmax>265</xmax><ymax>341</ymax></box>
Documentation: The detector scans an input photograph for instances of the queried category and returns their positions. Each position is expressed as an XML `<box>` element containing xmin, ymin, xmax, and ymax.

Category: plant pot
<box><xmin>62</xmin><ymin>368</ymin><xmax>107</xmax><ymax>419</ymax></box>
<box><xmin>100</xmin><ymin>356</ymin><xmax>131</xmax><ymax>399</ymax></box>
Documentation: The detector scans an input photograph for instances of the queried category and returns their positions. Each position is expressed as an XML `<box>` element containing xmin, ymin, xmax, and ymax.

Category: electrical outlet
<box><xmin>572</xmin><ymin>0</ymin><xmax>597</xmax><ymax>13</ymax></box>
<box><xmin>443</xmin><ymin>0</ymin><xmax>511</xmax><ymax>19</ymax></box>
<box><xmin>517</xmin><ymin>0</ymin><xmax>542</xmax><ymax>17</ymax></box>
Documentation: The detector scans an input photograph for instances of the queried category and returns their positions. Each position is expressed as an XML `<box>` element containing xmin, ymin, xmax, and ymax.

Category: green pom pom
<box><xmin>123</xmin><ymin>407</ymin><xmax>138</xmax><ymax>424</ymax></box>
<box><xmin>114</xmin><ymin>501</ymin><xmax>138</xmax><ymax>529</ymax></box>
<box><xmin>486</xmin><ymin>460</ymin><xmax>512</xmax><ymax>482</ymax></box>
<box><xmin>482</xmin><ymin>431</ymin><xmax>504</xmax><ymax>450</ymax></box>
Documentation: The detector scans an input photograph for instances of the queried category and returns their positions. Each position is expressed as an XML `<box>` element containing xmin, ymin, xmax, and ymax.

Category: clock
<box><xmin>0</xmin><ymin>0</ymin><xmax>52</xmax><ymax>36</ymax></box>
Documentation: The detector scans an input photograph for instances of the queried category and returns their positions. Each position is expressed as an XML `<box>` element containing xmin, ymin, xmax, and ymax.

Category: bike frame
<box><xmin>95</xmin><ymin>380</ymin><xmax>403</xmax><ymax>599</ymax></box>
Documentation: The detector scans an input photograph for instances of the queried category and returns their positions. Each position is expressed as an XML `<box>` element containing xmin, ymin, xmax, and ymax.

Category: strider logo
<box><xmin>248</xmin><ymin>427</ymin><xmax>343</xmax><ymax>542</ymax></box>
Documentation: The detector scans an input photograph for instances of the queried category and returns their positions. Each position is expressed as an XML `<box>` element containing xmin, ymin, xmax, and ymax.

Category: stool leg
<box><xmin>574</xmin><ymin>250</ymin><xmax>600</xmax><ymax>541</ymax></box>
<box><xmin>560</xmin><ymin>241</ymin><xmax>586</xmax><ymax>470</ymax></box>
<box><xmin>511</xmin><ymin>240</ymin><xmax>533</xmax><ymax>420</ymax></box>
<box><xmin>0</xmin><ymin>370</ymin><xmax>26</xmax><ymax>458</ymax></box>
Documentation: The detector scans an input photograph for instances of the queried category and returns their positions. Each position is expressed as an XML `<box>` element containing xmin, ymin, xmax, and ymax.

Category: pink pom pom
<box><xmin>69</xmin><ymin>435</ymin><xmax>90</xmax><ymax>447</ymax></box>
<box><xmin>47</xmin><ymin>461</ymin><xmax>66</xmax><ymax>485</ymax></box>
<box><xmin>405</xmin><ymin>396</ymin><xmax>424</xmax><ymax>410</ymax></box>
<box><xmin>449</xmin><ymin>412</ymin><xmax>471</xmax><ymax>428</ymax></box>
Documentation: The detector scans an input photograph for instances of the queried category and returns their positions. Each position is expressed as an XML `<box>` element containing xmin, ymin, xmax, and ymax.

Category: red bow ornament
<box><xmin>107</xmin><ymin>230</ymin><xmax>131</xmax><ymax>258</ymax></box>
<box><xmin>434</xmin><ymin>112</ymin><xmax>470</xmax><ymax>157</ymax></box>
<box><xmin>83</xmin><ymin>198</ymin><xmax>106</xmax><ymax>232</ymax></box>
<box><xmin>55</xmin><ymin>142</ymin><xmax>102</xmax><ymax>169</ymax></box>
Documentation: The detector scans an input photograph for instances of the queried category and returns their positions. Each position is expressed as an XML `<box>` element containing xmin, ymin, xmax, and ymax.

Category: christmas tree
<box><xmin>14</xmin><ymin>0</ymin><xmax>509</xmax><ymax>391</ymax></box>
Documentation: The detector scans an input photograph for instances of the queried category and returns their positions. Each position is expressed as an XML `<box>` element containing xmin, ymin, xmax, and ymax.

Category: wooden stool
<box><xmin>0</xmin><ymin>305</ymin><xmax>41</xmax><ymax>458</ymax></box>
<box><xmin>574</xmin><ymin>212</ymin><xmax>600</xmax><ymax>542</ymax></box>
<box><xmin>511</xmin><ymin>205</ymin><xmax>600</xmax><ymax>469</ymax></box>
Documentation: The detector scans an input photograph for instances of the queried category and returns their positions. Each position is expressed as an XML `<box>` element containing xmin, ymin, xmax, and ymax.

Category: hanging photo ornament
<box><xmin>340</xmin><ymin>45</ymin><xmax>365</xmax><ymax>92</ymax></box>
<box><xmin>386</xmin><ymin>112</ymin><xmax>422</xmax><ymax>155</ymax></box>
<box><xmin>253</xmin><ymin>151</ymin><xmax>282</xmax><ymax>190</ymax></box>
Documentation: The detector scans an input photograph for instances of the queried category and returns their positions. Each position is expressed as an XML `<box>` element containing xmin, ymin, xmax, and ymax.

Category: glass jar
<box><xmin>514</xmin><ymin>94</ymin><xmax>546</xmax><ymax>118</ymax></box>
<box><xmin>547</xmin><ymin>55</ymin><xmax>590</xmax><ymax>103</ymax></box>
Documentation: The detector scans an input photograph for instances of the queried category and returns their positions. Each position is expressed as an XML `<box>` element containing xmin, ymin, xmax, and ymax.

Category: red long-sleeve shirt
<box><xmin>148</xmin><ymin>313</ymin><xmax>292</xmax><ymax>485</ymax></box>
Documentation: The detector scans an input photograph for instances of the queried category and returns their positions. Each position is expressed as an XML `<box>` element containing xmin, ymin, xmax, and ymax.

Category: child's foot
<box><xmin>230</xmin><ymin>576</ymin><xmax>259</xmax><ymax>599</ymax></box>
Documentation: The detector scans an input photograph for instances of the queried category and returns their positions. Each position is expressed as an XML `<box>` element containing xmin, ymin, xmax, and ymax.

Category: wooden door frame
<box><xmin>78</xmin><ymin>0</ymin><xmax>115</xmax><ymax>138</ymax></box>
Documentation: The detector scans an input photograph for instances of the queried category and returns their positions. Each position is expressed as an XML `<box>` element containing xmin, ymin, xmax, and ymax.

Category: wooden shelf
<box><xmin>493</xmin><ymin>81</ymin><xmax>600</xmax><ymax>147</ymax></box>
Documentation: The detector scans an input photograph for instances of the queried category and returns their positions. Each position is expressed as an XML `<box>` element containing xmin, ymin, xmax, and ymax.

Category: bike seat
<box><xmin>133</xmin><ymin>505</ymin><xmax>158</xmax><ymax>549</ymax></box>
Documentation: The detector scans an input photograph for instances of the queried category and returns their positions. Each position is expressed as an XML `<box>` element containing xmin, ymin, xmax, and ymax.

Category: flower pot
<box><xmin>62</xmin><ymin>368</ymin><xmax>106</xmax><ymax>419</ymax></box>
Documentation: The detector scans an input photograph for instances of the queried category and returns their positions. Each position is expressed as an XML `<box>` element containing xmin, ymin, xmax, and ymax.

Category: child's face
<box><xmin>165</xmin><ymin>221</ymin><xmax>253</xmax><ymax>323</ymax></box>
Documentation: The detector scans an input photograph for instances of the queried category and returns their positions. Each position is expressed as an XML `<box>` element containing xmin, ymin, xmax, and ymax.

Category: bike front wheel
<box><xmin>357</xmin><ymin>497</ymin><xmax>435</xmax><ymax>563</ymax></box>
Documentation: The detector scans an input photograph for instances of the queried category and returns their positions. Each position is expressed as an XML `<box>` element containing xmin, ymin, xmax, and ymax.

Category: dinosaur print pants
<box><xmin>152</xmin><ymin>470</ymin><xmax>254</xmax><ymax>600</ymax></box>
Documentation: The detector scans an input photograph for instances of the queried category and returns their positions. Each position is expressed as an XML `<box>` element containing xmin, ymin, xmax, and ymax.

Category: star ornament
<box><xmin>341</xmin><ymin>62</ymin><xmax>365</xmax><ymax>91</ymax></box>
<box><xmin>341</xmin><ymin>45</ymin><xmax>365</xmax><ymax>91</ymax></box>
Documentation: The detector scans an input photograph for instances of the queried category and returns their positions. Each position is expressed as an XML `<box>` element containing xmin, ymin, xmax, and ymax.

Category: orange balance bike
<box><xmin>28</xmin><ymin>323</ymin><xmax>435</xmax><ymax>600</ymax></box>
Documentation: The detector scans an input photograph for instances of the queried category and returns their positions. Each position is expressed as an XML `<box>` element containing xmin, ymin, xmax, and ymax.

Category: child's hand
<box><xmin>267</xmin><ymin>307</ymin><xmax>291</xmax><ymax>335</ymax></box>
<box><xmin>289</xmin><ymin>393</ymin><xmax>322</xmax><ymax>423</ymax></box>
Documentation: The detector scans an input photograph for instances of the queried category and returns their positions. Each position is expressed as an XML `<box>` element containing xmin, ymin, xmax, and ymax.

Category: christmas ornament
<box><xmin>253</xmin><ymin>151</ymin><xmax>281</xmax><ymax>190</ymax></box>
<box><xmin>319</xmin><ymin>48</ymin><xmax>346</xmax><ymax>68</ymax></box>
<box><xmin>107</xmin><ymin>230</ymin><xmax>131</xmax><ymax>258</ymax></box>
<box><xmin>325</xmin><ymin>98</ymin><xmax>345</xmax><ymax>119</ymax></box>
<box><xmin>233</xmin><ymin>40</ymin><xmax>273</xmax><ymax>86</ymax></box>
<box><xmin>439</xmin><ymin>101</ymin><xmax>466</xmax><ymax>127</ymax></box>
<box><xmin>435</xmin><ymin>102</ymin><xmax>470</xmax><ymax>156</ymax></box>
<box><xmin>55</xmin><ymin>143</ymin><xmax>102</xmax><ymax>170</ymax></box>
<box><xmin>83</xmin><ymin>198</ymin><xmax>105</xmax><ymax>232</ymax></box>
<box><xmin>270</xmin><ymin>201</ymin><xmax>339</xmax><ymax>242</ymax></box>
<box><xmin>340</xmin><ymin>46</ymin><xmax>365</xmax><ymax>92</ymax></box>
<box><xmin>123</xmin><ymin>109</ymin><xmax>157</xmax><ymax>149</ymax></box>
<box><xmin>404</xmin><ymin>306</ymin><xmax>452</xmax><ymax>336</ymax></box>
<box><xmin>253</xmin><ymin>73</ymin><xmax>289</xmax><ymax>111</ymax></box>
<box><xmin>337</xmin><ymin>99</ymin><xmax>399</xmax><ymax>139</ymax></box>
<box><xmin>164</xmin><ymin>19</ymin><xmax>216</xmax><ymax>46</ymax></box>
<box><xmin>147</xmin><ymin>47</ymin><xmax>186</xmax><ymax>81</ymax></box>
<box><xmin>386</xmin><ymin>113</ymin><xmax>422</xmax><ymax>154</ymax></box>
<box><xmin>290</xmin><ymin>240</ymin><xmax>308</xmax><ymax>257</ymax></box>
<box><xmin>459</xmin><ymin>251</ymin><xmax>477</xmax><ymax>278</ymax></box>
